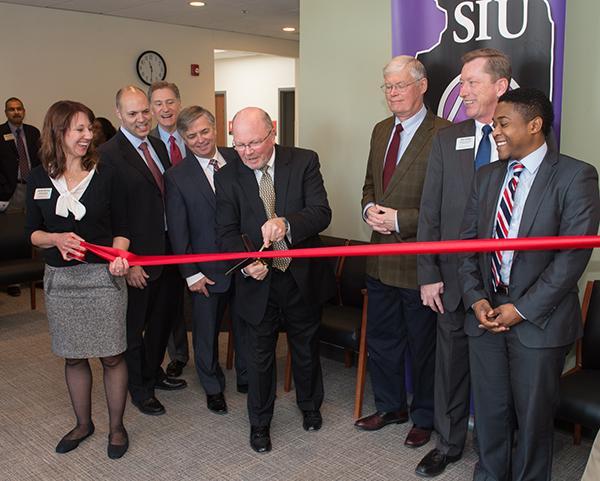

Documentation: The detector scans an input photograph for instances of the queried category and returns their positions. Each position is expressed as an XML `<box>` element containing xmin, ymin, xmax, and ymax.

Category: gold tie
<box><xmin>258</xmin><ymin>166</ymin><xmax>290</xmax><ymax>271</ymax></box>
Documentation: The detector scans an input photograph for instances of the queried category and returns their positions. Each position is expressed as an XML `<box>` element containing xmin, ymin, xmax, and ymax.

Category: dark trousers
<box><xmin>247</xmin><ymin>270</ymin><xmax>323</xmax><ymax>427</ymax></box>
<box><xmin>166</xmin><ymin>286</ymin><xmax>189</xmax><ymax>364</ymax></box>
<box><xmin>469</xmin><ymin>324</ymin><xmax>568</xmax><ymax>481</ymax></box>
<box><xmin>125</xmin><ymin>263</ymin><xmax>182</xmax><ymax>402</ymax></box>
<box><xmin>366</xmin><ymin>276</ymin><xmax>436</xmax><ymax>428</ymax></box>
<box><xmin>434</xmin><ymin>307</ymin><xmax>471</xmax><ymax>457</ymax></box>
<box><xmin>190</xmin><ymin>286</ymin><xmax>247</xmax><ymax>394</ymax></box>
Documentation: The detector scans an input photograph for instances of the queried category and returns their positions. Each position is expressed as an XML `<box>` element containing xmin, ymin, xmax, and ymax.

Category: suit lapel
<box><xmin>274</xmin><ymin>145</ymin><xmax>291</xmax><ymax>216</ymax></box>
<box><xmin>186</xmin><ymin>155</ymin><xmax>216</xmax><ymax>209</ymax></box>
<box><xmin>1</xmin><ymin>122</ymin><xmax>18</xmax><ymax>157</ymax></box>
<box><xmin>457</xmin><ymin>120</ymin><xmax>477</xmax><ymax>197</ymax></box>
<box><xmin>372</xmin><ymin>117</ymin><xmax>394</xmax><ymax>198</ymax></box>
<box><xmin>117</xmin><ymin>131</ymin><xmax>161</xmax><ymax>193</ymax></box>
<box><xmin>483</xmin><ymin>162</ymin><xmax>509</xmax><ymax>238</ymax></box>
<box><xmin>239</xmin><ymin>162</ymin><xmax>268</xmax><ymax>224</ymax></box>
<box><xmin>517</xmin><ymin>150</ymin><xmax>557</xmax><ymax>238</ymax></box>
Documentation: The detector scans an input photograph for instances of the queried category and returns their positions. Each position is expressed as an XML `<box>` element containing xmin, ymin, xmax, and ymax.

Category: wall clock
<box><xmin>136</xmin><ymin>50</ymin><xmax>167</xmax><ymax>86</ymax></box>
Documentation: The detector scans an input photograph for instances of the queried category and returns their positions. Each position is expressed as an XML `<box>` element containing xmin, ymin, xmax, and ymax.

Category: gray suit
<box><xmin>417</xmin><ymin>119</ymin><xmax>478</xmax><ymax>457</ymax></box>
<box><xmin>459</xmin><ymin>148</ymin><xmax>600</xmax><ymax>480</ymax></box>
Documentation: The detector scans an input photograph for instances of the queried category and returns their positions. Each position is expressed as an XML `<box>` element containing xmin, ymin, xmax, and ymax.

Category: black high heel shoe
<box><xmin>107</xmin><ymin>427</ymin><xmax>129</xmax><ymax>459</ymax></box>
<box><xmin>55</xmin><ymin>422</ymin><xmax>95</xmax><ymax>454</ymax></box>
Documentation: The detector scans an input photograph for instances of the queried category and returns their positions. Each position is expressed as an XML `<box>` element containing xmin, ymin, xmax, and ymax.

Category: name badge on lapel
<box><xmin>456</xmin><ymin>136</ymin><xmax>475</xmax><ymax>150</ymax></box>
<box><xmin>34</xmin><ymin>188</ymin><xmax>53</xmax><ymax>200</ymax></box>
<box><xmin>3</xmin><ymin>133</ymin><xmax>15</xmax><ymax>141</ymax></box>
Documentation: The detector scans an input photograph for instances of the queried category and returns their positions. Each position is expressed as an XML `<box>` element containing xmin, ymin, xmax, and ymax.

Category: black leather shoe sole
<box><xmin>415</xmin><ymin>449</ymin><xmax>461</xmax><ymax>478</ymax></box>
<box><xmin>155</xmin><ymin>378</ymin><xmax>187</xmax><ymax>391</ymax></box>
<box><xmin>55</xmin><ymin>423</ymin><xmax>95</xmax><ymax>454</ymax></box>
<box><xmin>132</xmin><ymin>399</ymin><xmax>165</xmax><ymax>416</ymax></box>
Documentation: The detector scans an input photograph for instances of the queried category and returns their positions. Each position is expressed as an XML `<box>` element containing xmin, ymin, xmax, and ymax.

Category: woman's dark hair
<box><xmin>94</xmin><ymin>117</ymin><xmax>117</xmax><ymax>144</ymax></box>
<box><xmin>39</xmin><ymin>100</ymin><xmax>98</xmax><ymax>178</ymax></box>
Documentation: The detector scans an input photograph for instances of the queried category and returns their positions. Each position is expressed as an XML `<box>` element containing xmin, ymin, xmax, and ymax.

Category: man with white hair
<box><xmin>356</xmin><ymin>56</ymin><xmax>450</xmax><ymax>450</ymax></box>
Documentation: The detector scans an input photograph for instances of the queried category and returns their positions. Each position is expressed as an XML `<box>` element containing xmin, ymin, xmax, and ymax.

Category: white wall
<box><xmin>0</xmin><ymin>2</ymin><xmax>298</xmax><ymax>129</ymax></box>
<box><xmin>214</xmin><ymin>55</ymin><xmax>296</xmax><ymax>146</ymax></box>
<box><xmin>298</xmin><ymin>0</ymin><xmax>392</xmax><ymax>241</ymax></box>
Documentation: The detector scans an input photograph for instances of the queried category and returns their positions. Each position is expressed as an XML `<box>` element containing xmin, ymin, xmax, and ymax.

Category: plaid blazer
<box><xmin>361</xmin><ymin>110</ymin><xmax>451</xmax><ymax>289</ymax></box>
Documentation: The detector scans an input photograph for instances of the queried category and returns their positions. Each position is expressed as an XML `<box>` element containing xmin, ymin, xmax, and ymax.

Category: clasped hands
<box><xmin>365</xmin><ymin>204</ymin><xmax>397</xmax><ymax>234</ymax></box>
<box><xmin>54</xmin><ymin>232</ymin><xmax>129</xmax><ymax>280</ymax></box>
<box><xmin>472</xmin><ymin>299</ymin><xmax>523</xmax><ymax>333</ymax></box>
<box><xmin>244</xmin><ymin>217</ymin><xmax>288</xmax><ymax>281</ymax></box>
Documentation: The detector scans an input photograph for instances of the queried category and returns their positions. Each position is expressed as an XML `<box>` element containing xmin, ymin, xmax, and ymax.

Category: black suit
<box><xmin>0</xmin><ymin>122</ymin><xmax>40</xmax><ymax>201</ymax></box>
<box><xmin>215</xmin><ymin>145</ymin><xmax>335</xmax><ymax>426</ymax></box>
<box><xmin>165</xmin><ymin>148</ymin><xmax>247</xmax><ymax>394</ymax></box>
<box><xmin>99</xmin><ymin>130</ymin><xmax>180</xmax><ymax>402</ymax></box>
<box><xmin>459</xmin><ymin>147</ymin><xmax>600</xmax><ymax>480</ymax></box>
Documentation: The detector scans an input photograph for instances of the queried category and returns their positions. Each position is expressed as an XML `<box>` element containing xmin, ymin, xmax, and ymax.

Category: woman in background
<box><xmin>26</xmin><ymin>100</ymin><xmax>130</xmax><ymax>459</ymax></box>
<box><xmin>91</xmin><ymin>116</ymin><xmax>117</xmax><ymax>147</ymax></box>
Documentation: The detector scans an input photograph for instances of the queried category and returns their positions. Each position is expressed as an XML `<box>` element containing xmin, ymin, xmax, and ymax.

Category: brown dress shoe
<box><xmin>404</xmin><ymin>425</ymin><xmax>432</xmax><ymax>448</ymax></box>
<box><xmin>354</xmin><ymin>410</ymin><xmax>408</xmax><ymax>431</ymax></box>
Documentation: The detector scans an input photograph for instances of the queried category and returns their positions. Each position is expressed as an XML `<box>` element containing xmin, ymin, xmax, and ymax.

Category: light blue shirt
<box><xmin>385</xmin><ymin>104</ymin><xmax>427</xmax><ymax>165</ymax></box>
<box><xmin>496</xmin><ymin>142</ymin><xmax>548</xmax><ymax>285</ymax></box>
<box><xmin>156</xmin><ymin>126</ymin><xmax>186</xmax><ymax>162</ymax></box>
<box><xmin>120</xmin><ymin>127</ymin><xmax>164</xmax><ymax>174</ymax></box>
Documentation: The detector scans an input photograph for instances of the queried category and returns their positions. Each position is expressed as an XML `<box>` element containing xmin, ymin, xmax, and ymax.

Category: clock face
<box><xmin>136</xmin><ymin>50</ymin><xmax>167</xmax><ymax>86</ymax></box>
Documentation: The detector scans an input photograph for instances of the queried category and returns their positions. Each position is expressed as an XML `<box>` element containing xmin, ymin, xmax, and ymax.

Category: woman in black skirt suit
<box><xmin>26</xmin><ymin>100</ymin><xmax>131</xmax><ymax>459</ymax></box>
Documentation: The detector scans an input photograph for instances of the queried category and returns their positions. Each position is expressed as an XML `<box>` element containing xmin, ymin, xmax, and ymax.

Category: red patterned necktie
<box><xmin>168</xmin><ymin>135</ymin><xmax>183</xmax><ymax>166</ymax></box>
<box><xmin>382</xmin><ymin>123</ymin><xmax>403</xmax><ymax>192</ymax></box>
<box><xmin>15</xmin><ymin>128</ymin><xmax>30</xmax><ymax>180</ymax></box>
<box><xmin>209</xmin><ymin>158</ymin><xmax>220</xmax><ymax>172</ymax></box>
<box><xmin>139</xmin><ymin>142</ymin><xmax>164</xmax><ymax>196</ymax></box>
<box><xmin>491</xmin><ymin>161</ymin><xmax>525</xmax><ymax>289</ymax></box>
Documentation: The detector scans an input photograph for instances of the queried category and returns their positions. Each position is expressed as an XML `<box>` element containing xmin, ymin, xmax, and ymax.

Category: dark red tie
<box><xmin>382</xmin><ymin>123</ymin><xmax>403</xmax><ymax>192</ymax></box>
<box><xmin>15</xmin><ymin>128</ymin><xmax>30</xmax><ymax>180</ymax></box>
<box><xmin>169</xmin><ymin>135</ymin><xmax>183</xmax><ymax>166</ymax></box>
<box><xmin>139</xmin><ymin>142</ymin><xmax>164</xmax><ymax>196</ymax></box>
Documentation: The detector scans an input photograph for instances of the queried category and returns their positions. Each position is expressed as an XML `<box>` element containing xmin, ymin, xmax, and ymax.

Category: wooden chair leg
<box><xmin>344</xmin><ymin>348</ymin><xmax>353</xmax><ymax>368</ymax></box>
<box><xmin>574</xmin><ymin>423</ymin><xmax>582</xmax><ymax>445</ymax></box>
<box><xmin>226</xmin><ymin>315</ymin><xmax>234</xmax><ymax>370</ymax></box>
<box><xmin>30</xmin><ymin>282</ymin><xmax>36</xmax><ymax>310</ymax></box>
<box><xmin>354</xmin><ymin>291</ymin><xmax>369</xmax><ymax>420</ymax></box>
<box><xmin>284</xmin><ymin>337</ymin><xmax>293</xmax><ymax>392</ymax></box>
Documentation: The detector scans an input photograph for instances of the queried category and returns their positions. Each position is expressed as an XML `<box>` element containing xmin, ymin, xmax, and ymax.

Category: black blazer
<box><xmin>215</xmin><ymin>144</ymin><xmax>336</xmax><ymax>325</ymax></box>
<box><xmin>149</xmin><ymin>127</ymin><xmax>193</xmax><ymax>159</ymax></box>
<box><xmin>164</xmin><ymin>147</ymin><xmax>238</xmax><ymax>293</ymax></box>
<box><xmin>459</xmin><ymin>148</ymin><xmax>600</xmax><ymax>348</ymax></box>
<box><xmin>98</xmin><ymin>130</ymin><xmax>170</xmax><ymax>281</ymax></box>
<box><xmin>0</xmin><ymin>122</ymin><xmax>41</xmax><ymax>200</ymax></box>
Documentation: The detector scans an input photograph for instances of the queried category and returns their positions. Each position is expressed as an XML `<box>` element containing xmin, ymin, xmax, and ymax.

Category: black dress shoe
<box><xmin>250</xmin><ymin>425</ymin><xmax>271</xmax><ymax>453</ymax></box>
<box><xmin>155</xmin><ymin>377</ymin><xmax>187</xmax><ymax>391</ymax></box>
<box><xmin>415</xmin><ymin>448</ymin><xmax>461</xmax><ymax>477</ymax></box>
<box><xmin>302</xmin><ymin>410</ymin><xmax>322</xmax><ymax>431</ymax></box>
<box><xmin>236</xmin><ymin>383</ymin><xmax>249</xmax><ymax>394</ymax></box>
<box><xmin>207</xmin><ymin>392</ymin><xmax>228</xmax><ymax>414</ymax></box>
<box><xmin>55</xmin><ymin>422</ymin><xmax>95</xmax><ymax>454</ymax></box>
<box><xmin>107</xmin><ymin>428</ymin><xmax>129</xmax><ymax>460</ymax></box>
<box><xmin>354</xmin><ymin>410</ymin><xmax>409</xmax><ymax>431</ymax></box>
<box><xmin>166</xmin><ymin>360</ymin><xmax>186</xmax><ymax>378</ymax></box>
<box><xmin>7</xmin><ymin>285</ymin><xmax>21</xmax><ymax>297</ymax></box>
<box><xmin>132</xmin><ymin>397</ymin><xmax>166</xmax><ymax>416</ymax></box>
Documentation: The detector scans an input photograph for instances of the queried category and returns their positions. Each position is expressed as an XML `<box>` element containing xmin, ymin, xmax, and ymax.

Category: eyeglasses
<box><xmin>233</xmin><ymin>129</ymin><xmax>273</xmax><ymax>152</ymax></box>
<box><xmin>380</xmin><ymin>79</ymin><xmax>422</xmax><ymax>93</ymax></box>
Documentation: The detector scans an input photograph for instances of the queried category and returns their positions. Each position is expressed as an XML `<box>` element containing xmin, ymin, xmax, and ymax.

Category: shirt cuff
<box><xmin>514</xmin><ymin>306</ymin><xmax>527</xmax><ymax>320</ymax></box>
<box><xmin>186</xmin><ymin>272</ymin><xmax>205</xmax><ymax>287</ymax></box>
<box><xmin>362</xmin><ymin>202</ymin><xmax>375</xmax><ymax>222</ymax></box>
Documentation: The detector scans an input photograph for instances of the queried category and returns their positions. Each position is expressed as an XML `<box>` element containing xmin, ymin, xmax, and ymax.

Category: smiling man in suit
<box><xmin>165</xmin><ymin>105</ymin><xmax>247</xmax><ymax>415</ymax></box>
<box><xmin>99</xmin><ymin>85</ymin><xmax>186</xmax><ymax>417</ymax></box>
<box><xmin>356</xmin><ymin>56</ymin><xmax>450</xmax><ymax>449</ymax></box>
<box><xmin>215</xmin><ymin>107</ymin><xmax>335</xmax><ymax>453</ymax></box>
<box><xmin>416</xmin><ymin>48</ymin><xmax>511</xmax><ymax>477</ymax></box>
<box><xmin>148</xmin><ymin>81</ymin><xmax>188</xmax><ymax>380</ymax></box>
<box><xmin>459</xmin><ymin>88</ymin><xmax>600</xmax><ymax>481</ymax></box>
<box><xmin>0</xmin><ymin>97</ymin><xmax>40</xmax><ymax>211</ymax></box>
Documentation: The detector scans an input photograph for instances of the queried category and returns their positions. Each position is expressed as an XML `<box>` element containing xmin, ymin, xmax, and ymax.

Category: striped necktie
<box><xmin>491</xmin><ymin>161</ymin><xmax>524</xmax><ymax>289</ymax></box>
<box><xmin>15</xmin><ymin>128</ymin><xmax>30</xmax><ymax>180</ymax></box>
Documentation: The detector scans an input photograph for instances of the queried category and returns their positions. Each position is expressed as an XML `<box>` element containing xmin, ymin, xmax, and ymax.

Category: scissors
<box><xmin>225</xmin><ymin>234</ymin><xmax>268</xmax><ymax>276</ymax></box>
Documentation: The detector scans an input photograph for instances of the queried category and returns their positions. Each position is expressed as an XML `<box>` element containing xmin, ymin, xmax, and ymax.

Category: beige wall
<box><xmin>298</xmin><ymin>0</ymin><xmax>391</xmax><ymax>241</ymax></box>
<box><xmin>0</xmin><ymin>2</ymin><xmax>298</xmax><ymax>129</ymax></box>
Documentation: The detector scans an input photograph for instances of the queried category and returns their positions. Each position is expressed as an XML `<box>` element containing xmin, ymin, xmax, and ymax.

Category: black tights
<box><xmin>63</xmin><ymin>354</ymin><xmax>128</xmax><ymax>444</ymax></box>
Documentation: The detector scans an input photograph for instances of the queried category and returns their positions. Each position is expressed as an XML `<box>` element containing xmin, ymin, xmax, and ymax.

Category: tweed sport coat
<box><xmin>361</xmin><ymin>110</ymin><xmax>451</xmax><ymax>289</ymax></box>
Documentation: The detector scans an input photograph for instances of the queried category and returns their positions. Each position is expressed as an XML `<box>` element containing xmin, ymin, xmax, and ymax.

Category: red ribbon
<box><xmin>82</xmin><ymin>236</ymin><xmax>600</xmax><ymax>267</ymax></box>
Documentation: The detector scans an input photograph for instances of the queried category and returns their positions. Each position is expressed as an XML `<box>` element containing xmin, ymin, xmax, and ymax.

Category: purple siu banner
<box><xmin>392</xmin><ymin>0</ymin><xmax>566</xmax><ymax>140</ymax></box>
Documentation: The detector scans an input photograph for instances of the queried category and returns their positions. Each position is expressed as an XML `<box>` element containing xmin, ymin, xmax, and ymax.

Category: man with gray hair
<box><xmin>355</xmin><ymin>56</ymin><xmax>450</xmax><ymax>450</ymax></box>
<box><xmin>165</xmin><ymin>106</ymin><xmax>246</xmax><ymax>414</ymax></box>
<box><xmin>416</xmin><ymin>48</ymin><xmax>511</xmax><ymax>477</ymax></box>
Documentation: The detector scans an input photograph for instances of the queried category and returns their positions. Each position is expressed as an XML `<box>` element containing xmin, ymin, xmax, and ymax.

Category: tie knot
<box><xmin>260</xmin><ymin>165</ymin><xmax>270</xmax><ymax>175</ymax></box>
<box><xmin>482</xmin><ymin>124</ymin><xmax>492</xmax><ymax>136</ymax></box>
<box><xmin>510</xmin><ymin>161</ymin><xmax>524</xmax><ymax>175</ymax></box>
<box><xmin>139</xmin><ymin>142</ymin><xmax>149</xmax><ymax>152</ymax></box>
<box><xmin>169</xmin><ymin>135</ymin><xmax>176</xmax><ymax>144</ymax></box>
<box><xmin>395</xmin><ymin>123</ymin><xmax>404</xmax><ymax>134</ymax></box>
<box><xmin>209</xmin><ymin>158</ymin><xmax>220</xmax><ymax>171</ymax></box>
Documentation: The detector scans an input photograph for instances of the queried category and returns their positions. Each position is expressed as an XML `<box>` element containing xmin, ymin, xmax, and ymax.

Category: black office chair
<box><xmin>557</xmin><ymin>280</ymin><xmax>600</xmax><ymax>444</ymax></box>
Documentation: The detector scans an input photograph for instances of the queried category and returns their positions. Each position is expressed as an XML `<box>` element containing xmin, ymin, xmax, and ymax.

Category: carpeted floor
<box><xmin>0</xmin><ymin>288</ymin><xmax>593</xmax><ymax>481</ymax></box>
